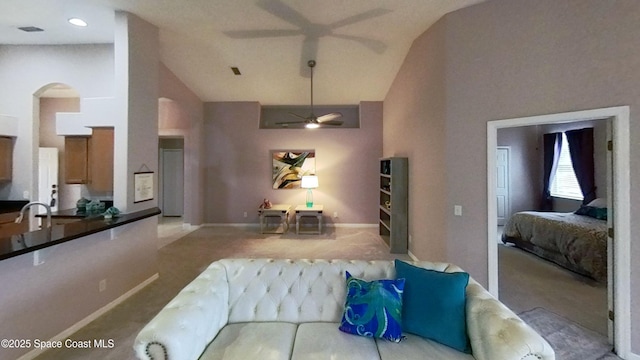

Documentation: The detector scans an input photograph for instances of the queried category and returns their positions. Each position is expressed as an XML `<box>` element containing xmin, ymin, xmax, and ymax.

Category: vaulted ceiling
<box><xmin>0</xmin><ymin>0</ymin><xmax>485</xmax><ymax>105</ymax></box>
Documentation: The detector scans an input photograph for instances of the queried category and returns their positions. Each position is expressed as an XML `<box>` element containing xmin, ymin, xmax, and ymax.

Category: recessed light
<box><xmin>68</xmin><ymin>18</ymin><xmax>88</xmax><ymax>27</ymax></box>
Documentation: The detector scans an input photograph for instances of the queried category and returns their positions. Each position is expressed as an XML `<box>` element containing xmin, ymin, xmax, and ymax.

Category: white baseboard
<box><xmin>17</xmin><ymin>273</ymin><xmax>159</xmax><ymax>360</ymax></box>
<box><xmin>204</xmin><ymin>223</ymin><xmax>378</xmax><ymax>228</ymax></box>
<box><xmin>204</xmin><ymin>223</ymin><xmax>259</xmax><ymax>227</ymax></box>
<box><xmin>626</xmin><ymin>351</ymin><xmax>640</xmax><ymax>360</ymax></box>
<box><xmin>326</xmin><ymin>223</ymin><xmax>378</xmax><ymax>228</ymax></box>
<box><xmin>407</xmin><ymin>250</ymin><xmax>419</xmax><ymax>261</ymax></box>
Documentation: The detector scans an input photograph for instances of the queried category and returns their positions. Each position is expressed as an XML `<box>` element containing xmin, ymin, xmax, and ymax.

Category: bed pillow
<box><xmin>394</xmin><ymin>260</ymin><xmax>471</xmax><ymax>353</ymax></box>
<box><xmin>586</xmin><ymin>198</ymin><xmax>607</xmax><ymax>208</ymax></box>
<box><xmin>575</xmin><ymin>205</ymin><xmax>607</xmax><ymax>220</ymax></box>
<box><xmin>338</xmin><ymin>271</ymin><xmax>405</xmax><ymax>342</ymax></box>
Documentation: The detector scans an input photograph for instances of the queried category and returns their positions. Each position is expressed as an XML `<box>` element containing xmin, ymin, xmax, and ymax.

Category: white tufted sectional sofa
<box><xmin>134</xmin><ymin>259</ymin><xmax>555</xmax><ymax>360</ymax></box>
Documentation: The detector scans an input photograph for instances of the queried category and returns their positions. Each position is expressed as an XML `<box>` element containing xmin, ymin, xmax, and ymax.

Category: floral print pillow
<box><xmin>338</xmin><ymin>271</ymin><xmax>405</xmax><ymax>342</ymax></box>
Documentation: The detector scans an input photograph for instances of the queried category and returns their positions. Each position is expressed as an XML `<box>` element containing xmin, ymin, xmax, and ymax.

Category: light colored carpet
<box><xmin>34</xmin><ymin>225</ymin><xmax>410</xmax><ymax>360</ymax></box>
<box><xmin>519</xmin><ymin>308</ymin><xmax>620</xmax><ymax>360</ymax></box>
<box><xmin>33</xmin><ymin>226</ymin><xmax>610</xmax><ymax>359</ymax></box>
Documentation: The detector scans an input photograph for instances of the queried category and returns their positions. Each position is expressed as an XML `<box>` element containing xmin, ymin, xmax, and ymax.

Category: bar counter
<box><xmin>0</xmin><ymin>207</ymin><xmax>161</xmax><ymax>261</ymax></box>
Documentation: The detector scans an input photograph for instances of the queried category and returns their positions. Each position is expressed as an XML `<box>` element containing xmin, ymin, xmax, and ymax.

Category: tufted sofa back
<box><xmin>216</xmin><ymin>258</ymin><xmax>459</xmax><ymax>324</ymax></box>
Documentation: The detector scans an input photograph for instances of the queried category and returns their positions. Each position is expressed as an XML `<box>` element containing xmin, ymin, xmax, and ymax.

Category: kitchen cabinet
<box><xmin>0</xmin><ymin>211</ymin><xmax>28</xmax><ymax>238</ymax></box>
<box><xmin>65</xmin><ymin>136</ymin><xmax>89</xmax><ymax>184</ymax></box>
<box><xmin>89</xmin><ymin>127</ymin><xmax>114</xmax><ymax>192</ymax></box>
<box><xmin>0</xmin><ymin>136</ymin><xmax>13</xmax><ymax>182</ymax></box>
<box><xmin>64</xmin><ymin>127</ymin><xmax>114</xmax><ymax>191</ymax></box>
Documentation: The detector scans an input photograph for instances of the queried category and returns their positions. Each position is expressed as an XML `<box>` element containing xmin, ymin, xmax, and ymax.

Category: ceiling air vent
<box><xmin>230</xmin><ymin>67</ymin><xmax>241</xmax><ymax>75</ymax></box>
<box><xmin>18</xmin><ymin>26</ymin><xmax>44</xmax><ymax>32</ymax></box>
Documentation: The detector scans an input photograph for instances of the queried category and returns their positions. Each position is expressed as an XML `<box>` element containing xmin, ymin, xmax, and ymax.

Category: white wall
<box><xmin>0</xmin><ymin>44</ymin><xmax>114</xmax><ymax>201</ymax></box>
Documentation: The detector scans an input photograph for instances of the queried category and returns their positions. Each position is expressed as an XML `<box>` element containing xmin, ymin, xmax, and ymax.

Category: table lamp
<box><xmin>301</xmin><ymin>175</ymin><xmax>318</xmax><ymax>207</ymax></box>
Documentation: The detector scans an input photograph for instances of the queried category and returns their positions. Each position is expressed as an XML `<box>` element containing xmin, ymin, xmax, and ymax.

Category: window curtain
<box><xmin>565</xmin><ymin>128</ymin><xmax>596</xmax><ymax>204</ymax></box>
<box><xmin>541</xmin><ymin>132</ymin><xmax>562</xmax><ymax>211</ymax></box>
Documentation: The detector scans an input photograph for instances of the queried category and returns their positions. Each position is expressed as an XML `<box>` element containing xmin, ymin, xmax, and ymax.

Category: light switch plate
<box><xmin>454</xmin><ymin>205</ymin><xmax>462</xmax><ymax>216</ymax></box>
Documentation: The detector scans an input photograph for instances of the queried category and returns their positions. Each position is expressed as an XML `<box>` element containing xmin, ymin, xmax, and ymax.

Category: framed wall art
<box><xmin>271</xmin><ymin>150</ymin><xmax>315</xmax><ymax>189</ymax></box>
<box><xmin>134</xmin><ymin>171</ymin><xmax>154</xmax><ymax>203</ymax></box>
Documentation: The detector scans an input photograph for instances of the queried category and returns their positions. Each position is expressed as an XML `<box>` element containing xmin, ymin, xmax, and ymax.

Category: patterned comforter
<box><xmin>502</xmin><ymin>211</ymin><xmax>608</xmax><ymax>282</ymax></box>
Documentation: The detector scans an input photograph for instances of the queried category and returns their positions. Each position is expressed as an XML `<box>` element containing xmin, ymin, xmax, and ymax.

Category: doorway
<box><xmin>487</xmin><ymin>106</ymin><xmax>631</xmax><ymax>357</ymax></box>
<box><xmin>35</xmin><ymin>83</ymin><xmax>80</xmax><ymax>211</ymax></box>
<box><xmin>159</xmin><ymin>138</ymin><xmax>184</xmax><ymax>217</ymax></box>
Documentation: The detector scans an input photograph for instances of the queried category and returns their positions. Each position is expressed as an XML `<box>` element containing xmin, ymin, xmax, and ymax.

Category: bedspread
<box><xmin>502</xmin><ymin>211</ymin><xmax>607</xmax><ymax>282</ymax></box>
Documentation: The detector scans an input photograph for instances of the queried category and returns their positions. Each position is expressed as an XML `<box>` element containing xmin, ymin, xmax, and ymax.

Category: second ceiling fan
<box><xmin>277</xmin><ymin>60</ymin><xmax>343</xmax><ymax>129</ymax></box>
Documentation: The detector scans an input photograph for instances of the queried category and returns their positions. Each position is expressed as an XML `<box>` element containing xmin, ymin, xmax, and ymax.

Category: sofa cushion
<box><xmin>395</xmin><ymin>260</ymin><xmax>471</xmax><ymax>353</ymax></box>
<box><xmin>338</xmin><ymin>271</ymin><xmax>405</xmax><ymax>342</ymax></box>
<box><xmin>199</xmin><ymin>322</ymin><xmax>297</xmax><ymax>360</ymax></box>
<box><xmin>292</xmin><ymin>322</ymin><xmax>379</xmax><ymax>360</ymax></box>
<box><xmin>376</xmin><ymin>333</ymin><xmax>475</xmax><ymax>360</ymax></box>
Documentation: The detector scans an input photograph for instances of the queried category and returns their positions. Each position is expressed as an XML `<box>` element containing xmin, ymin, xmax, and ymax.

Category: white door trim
<box><xmin>486</xmin><ymin>106</ymin><xmax>631</xmax><ymax>358</ymax></box>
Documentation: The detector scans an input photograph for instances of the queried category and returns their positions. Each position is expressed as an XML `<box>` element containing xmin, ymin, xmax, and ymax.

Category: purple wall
<box><xmin>203</xmin><ymin>101</ymin><xmax>382</xmax><ymax>225</ymax></box>
<box><xmin>383</xmin><ymin>18</ymin><xmax>448</xmax><ymax>260</ymax></box>
<box><xmin>384</xmin><ymin>0</ymin><xmax>640</xmax><ymax>350</ymax></box>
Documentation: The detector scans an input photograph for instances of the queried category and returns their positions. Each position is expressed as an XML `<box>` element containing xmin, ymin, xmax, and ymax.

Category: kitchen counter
<box><xmin>0</xmin><ymin>207</ymin><xmax>161</xmax><ymax>261</ymax></box>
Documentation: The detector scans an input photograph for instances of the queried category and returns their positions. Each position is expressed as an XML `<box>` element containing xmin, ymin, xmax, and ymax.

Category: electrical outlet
<box><xmin>454</xmin><ymin>205</ymin><xmax>463</xmax><ymax>216</ymax></box>
<box><xmin>409</xmin><ymin>235</ymin><xmax>413</xmax><ymax>244</ymax></box>
<box><xmin>243</xmin><ymin>211</ymin><xmax>248</xmax><ymax>218</ymax></box>
<box><xmin>99</xmin><ymin>279</ymin><xmax>107</xmax><ymax>292</ymax></box>
<box><xmin>333</xmin><ymin>212</ymin><xmax>338</xmax><ymax>218</ymax></box>
<box><xmin>23</xmin><ymin>190</ymin><xmax>29</xmax><ymax>199</ymax></box>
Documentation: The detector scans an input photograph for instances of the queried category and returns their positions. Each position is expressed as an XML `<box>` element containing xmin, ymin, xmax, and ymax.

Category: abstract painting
<box><xmin>272</xmin><ymin>150</ymin><xmax>315</xmax><ymax>189</ymax></box>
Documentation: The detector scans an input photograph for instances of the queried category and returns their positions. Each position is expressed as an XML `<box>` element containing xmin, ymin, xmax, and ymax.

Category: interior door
<box><xmin>496</xmin><ymin>147</ymin><xmax>510</xmax><ymax>226</ymax></box>
<box><xmin>161</xmin><ymin>148</ymin><xmax>184</xmax><ymax>217</ymax></box>
<box><xmin>38</xmin><ymin>147</ymin><xmax>58</xmax><ymax>212</ymax></box>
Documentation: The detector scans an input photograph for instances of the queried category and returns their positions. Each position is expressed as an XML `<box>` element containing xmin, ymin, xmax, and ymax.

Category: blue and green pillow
<box><xmin>575</xmin><ymin>205</ymin><xmax>607</xmax><ymax>220</ymax></box>
<box><xmin>338</xmin><ymin>271</ymin><xmax>405</xmax><ymax>342</ymax></box>
<box><xmin>394</xmin><ymin>260</ymin><xmax>471</xmax><ymax>353</ymax></box>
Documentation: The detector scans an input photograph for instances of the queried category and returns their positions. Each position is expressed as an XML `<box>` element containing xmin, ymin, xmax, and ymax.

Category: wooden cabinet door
<box><xmin>89</xmin><ymin>127</ymin><xmax>114</xmax><ymax>192</ymax></box>
<box><xmin>0</xmin><ymin>137</ymin><xmax>13</xmax><ymax>182</ymax></box>
<box><xmin>65</xmin><ymin>136</ymin><xmax>89</xmax><ymax>184</ymax></box>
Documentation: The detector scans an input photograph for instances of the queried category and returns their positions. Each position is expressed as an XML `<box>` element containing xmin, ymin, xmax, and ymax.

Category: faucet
<box><xmin>15</xmin><ymin>202</ymin><xmax>52</xmax><ymax>229</ymax></box>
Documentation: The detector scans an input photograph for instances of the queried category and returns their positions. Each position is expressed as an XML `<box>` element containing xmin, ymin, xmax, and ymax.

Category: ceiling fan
<box><xmin>224</xmin><ymin>0</ymin><xmax>390</xmax><ymax>76</ymax></box>
<box><xmin>276</xmin><ymin>60</ymin><xmax>343</xmax><ymax>129</ymax></box>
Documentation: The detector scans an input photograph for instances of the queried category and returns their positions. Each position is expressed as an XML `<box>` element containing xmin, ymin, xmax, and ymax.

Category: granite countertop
<box><xmin>0</xmin><ymin>200</ymin><xmax>29</xmax><ymax>214</ymax></box>
<box><xmin>0</xmin><ymin>207</ymin><xmax>161</xmax><ymax>261</ymax></box>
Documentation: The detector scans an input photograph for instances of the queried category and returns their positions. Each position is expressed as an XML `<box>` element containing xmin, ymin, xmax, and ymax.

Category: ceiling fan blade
<box><xmin>320</xmin><ymin>120</ymin><xmax>344</xmax><ymax>126</ymax></box>
<box><xmin>317</xmin><ymin>112</ymin><xmax>343</xmax><ymax>123</ymax></box>
<box><xmin>328</xmin><ymin>8</ymin><xmax>393</xmax><ymax>29</ymax></box>
<box><xmin>275</xmin><ymin>120</ymin><xmax>308</xmax><ymax>125</ymax></box>
<box><xmin>330</xmin><ymin>34</ymin><xmax>387</xmax><ymax>54</ymax></box>
<box><xmin>289</xmin><ymin>112</ymin><xmax>309</xmax><ymax>120</ymax></box>
<box><xmin>223</xmin><ymin>29</ymin><xmax>303</xmax><ymax>39</ymax></box>
<box><xmin>257</xmin><ymin>0</ymin><xmax>312</xmax><ymax>29</ymax></box>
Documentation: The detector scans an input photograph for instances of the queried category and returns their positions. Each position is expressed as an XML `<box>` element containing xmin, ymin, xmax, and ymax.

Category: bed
<box><xmin>501</xmin><ymin>201</ymin><xmax>608</xmax><ymax>283</ymax></box>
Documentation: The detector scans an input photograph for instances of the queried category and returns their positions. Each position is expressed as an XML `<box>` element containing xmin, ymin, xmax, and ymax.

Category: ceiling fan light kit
<box><xmin>276</xmin><ymin>60</ymin><xmax>344</xmax><ymax>129</ymax></box>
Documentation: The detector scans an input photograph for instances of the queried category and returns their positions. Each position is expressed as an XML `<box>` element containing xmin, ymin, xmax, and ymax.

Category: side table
<box><xmin>258</xmin><ymin>204</ymin><xmax>292</xmax><ymax>234</ymax></box>
<box><xmin>295</xmin><ymin>205</ymin><xmax>323</xmax><ymax>235</ymax></box>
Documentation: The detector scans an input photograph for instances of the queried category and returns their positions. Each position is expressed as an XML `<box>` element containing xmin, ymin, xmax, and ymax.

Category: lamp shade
<box><xmin>300</xmin><ymin>175</ymin><xmax>318</xmax><ymax>189</ymax></box>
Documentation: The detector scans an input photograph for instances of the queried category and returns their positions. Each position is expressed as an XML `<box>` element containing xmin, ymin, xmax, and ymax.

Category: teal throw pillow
<box><xmin>394</xmin><ymin>260</ymin><xmax>471</xmax><ymax>353</ymax></box>
<box><xmin>338</xmin><ymin>271</ymin><xmax>405</xmax><ymax>342</ymax></box>
<box><xmin>575</xmin><ymin>205</ymin><xmax>607</xmax><ymax>220</ymax></box>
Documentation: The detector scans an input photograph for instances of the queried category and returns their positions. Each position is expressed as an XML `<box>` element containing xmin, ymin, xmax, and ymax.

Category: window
<box><xmin>550</xmin><ymin>133</ymin><xmax>584</xmax><ymax>201</ymax></box>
